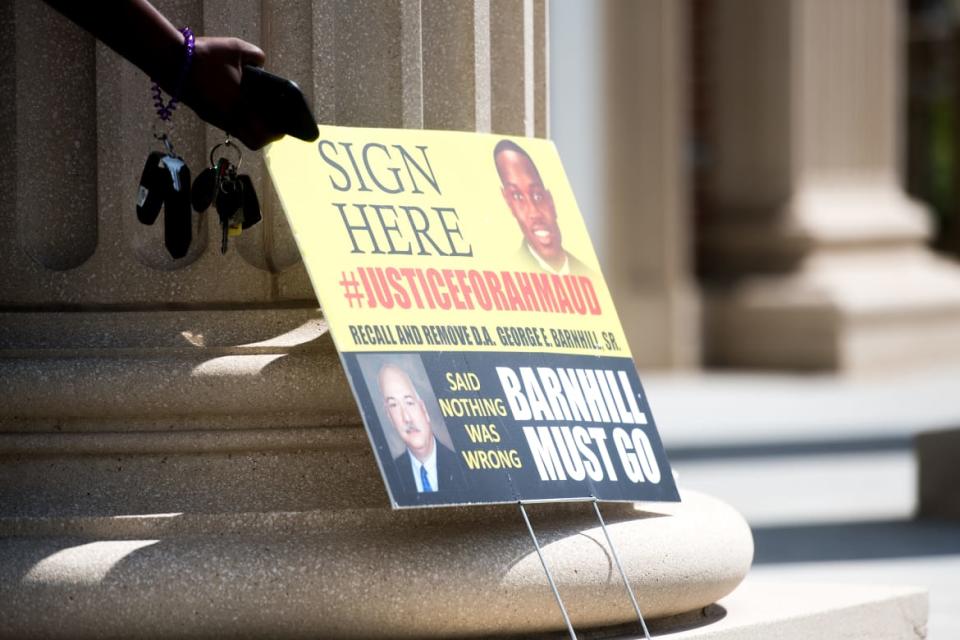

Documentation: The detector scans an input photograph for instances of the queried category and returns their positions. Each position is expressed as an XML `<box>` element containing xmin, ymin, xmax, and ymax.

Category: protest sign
<box><xmin>266</xmin><ymin>127</ymin><xmax>679</xmax><ymax>508</ymax></box>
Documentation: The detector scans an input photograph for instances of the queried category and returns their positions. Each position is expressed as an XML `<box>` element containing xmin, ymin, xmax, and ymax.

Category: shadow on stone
<box><xmin>512</xmin><ymin>604</ymin><xmax>727</xmax><ymax>638</ymax></box>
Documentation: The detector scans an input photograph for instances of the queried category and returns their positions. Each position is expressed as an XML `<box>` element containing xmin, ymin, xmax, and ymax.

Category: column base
<box><xmin>0</xmin><ymin>309</ymin><xmax>753</xmax><ymax>637</ymax></box>
<box><xmin>0</xmin><ymin>490</ymin><xmax>752</xmax><ymax>638</ymax></box>
<box><xmin>612</xmin><ymin>283</ymin><xmax>701</xmax><ymax>369</ymax></box>
<box><xmin>706</xmin><ymin>246</ymin><xmax>960</xmax><ymax>371</ymax></box>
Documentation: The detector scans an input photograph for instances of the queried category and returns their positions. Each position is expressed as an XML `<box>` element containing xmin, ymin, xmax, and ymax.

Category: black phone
<box><xmin>240</xmin><ymin>65</ymin><xmax>319</xmax><ymax>142</ymax></box>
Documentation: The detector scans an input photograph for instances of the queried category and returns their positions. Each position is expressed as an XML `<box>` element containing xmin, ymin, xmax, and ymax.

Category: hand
<box><xmin>40</xmin><ymin>1</ymin><xmax>284</xmax><ymax>150</ymax></box>
<box><xmin>179</xmin><ymin>36</ymin><xmax>282</xmax><ymax>151</ymax></box>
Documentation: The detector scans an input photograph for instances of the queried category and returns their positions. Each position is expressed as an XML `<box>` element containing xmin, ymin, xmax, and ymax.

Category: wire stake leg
<box><xmin>592</xmin><ymin>498</ymin><xmax>651</xmax><ymax>640</ymax></box>
<box><xmin>518</xmin><ymin>501</ymin><xmax>577</xmax><ymax>640</ymax></box>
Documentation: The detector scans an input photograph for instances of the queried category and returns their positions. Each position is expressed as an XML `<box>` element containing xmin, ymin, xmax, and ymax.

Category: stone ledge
<box><xmin>0</xmin><ymin>491</ymin><xmax>752</xmax><ymax>638</ymax></box>
<box><xmin>0</xmin><ymin>439</ymin><xmax>388</xmax><ymax>518</ymax></box>
<box><xmin>0</xmin><ymin>308</ymin><xmax>358</xmax><ymax>430</ymax></box>
<box><xmin>0</xmin><ymin>309</ymin><xmax>326</xmax><ymax>352</ymax></box>
<box><xmin>554</xmin><ymin>581</ymin><xmax>928</xmax><ymax>639</ymax></box>
<box><xmin>0</xmin><ymin>351</ymin><xmax>355</xmax><ymax>426</ymax></box>
<box><xmin>656</xmin><ymin>580</ymin><xmax>928</xmax><ymax>640</ymax></box>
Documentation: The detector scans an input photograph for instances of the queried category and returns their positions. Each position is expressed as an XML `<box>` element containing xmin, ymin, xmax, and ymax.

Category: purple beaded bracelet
<box><xmin>151</xmin><ymin>27</ymin><xmax>195</xmax><ymax>121</ymax></box>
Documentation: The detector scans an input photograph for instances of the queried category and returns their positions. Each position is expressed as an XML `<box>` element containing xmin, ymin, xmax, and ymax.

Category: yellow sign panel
<box><xmin>266</xmin><ymin>126</ymin><xmax>677</xmax><ymax>509</ymax></box>
<box><xmin>267</xmin><ymin>128</ymin><xmax>628</xmax><ymax>358</ymax></box>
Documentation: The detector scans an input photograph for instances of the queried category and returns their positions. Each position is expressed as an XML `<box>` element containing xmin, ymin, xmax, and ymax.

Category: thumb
<box><xmin>234</xmin><ymin>38</ymin><xmax>266</xmax><ymax>67</ymax></box>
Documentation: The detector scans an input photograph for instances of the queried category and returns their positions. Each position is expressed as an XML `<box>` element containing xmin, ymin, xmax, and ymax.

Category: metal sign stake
<box><xmin>591</xmin><ymin>498</ymin><xmax>651</xmax><ymax>640</ymax></box>
<box><xmin>518</xmin><ymin>501</ymin><xmax>577</xmax><ymax>640</ymax></box>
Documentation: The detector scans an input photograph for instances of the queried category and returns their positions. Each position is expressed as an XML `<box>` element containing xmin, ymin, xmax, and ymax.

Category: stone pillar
<box><xmin>700</xmin><ymin>0</ymin><xmax>960</xmax><ymax>371</ymax></box>
<box><xmin>551</xmin><ymin>0</ymin><xmax>700</xmax><ymax>369</ymax></box>
<box><xmin>917</xmin><ymin>428</ymin><xmax>960</xmax><ymax>519</ymax></box>
<box><xmin>0</xmin><ymin>1</ymin><xmax>751</xmax><ymax>636</ymax></box>
<box><xmin>602</xmin><ymin>0</ymin><xmax>700</xmax><ymax>369</ymax></box>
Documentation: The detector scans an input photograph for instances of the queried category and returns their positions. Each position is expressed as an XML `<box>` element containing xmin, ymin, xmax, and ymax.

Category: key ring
<box><xmin>152</xmin><ymin>121</ymin><xmax>175</xmax><ymax>154</ymax></box>
<box><xmin>209</xmin><ymin>138</ymin><xmax>242</xmax><ymax>171</ymax></box>
<box><xmin>219</xmin><ymin>175</ymin><xmax>242</xmax><ymax>196</ymax></box>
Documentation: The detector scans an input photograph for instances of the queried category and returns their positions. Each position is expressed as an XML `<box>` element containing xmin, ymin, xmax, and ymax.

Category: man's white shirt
<box><xmin>410</xmin><ymin>436</ymin><xmax>439</xmax><ymax>492</ymax></box>
<box><xmin>524</xmin><ymin>242</ymin><xmax>570</xmax><ymax>275</ymax></box>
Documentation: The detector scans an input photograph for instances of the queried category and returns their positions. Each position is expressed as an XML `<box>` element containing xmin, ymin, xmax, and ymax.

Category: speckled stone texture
<box><xmin>0</xmin><ymin>491</ymin><xmax>752</xmax><ymax>639</ymax></box>
<box><xmin>0</xmin><ymin>309</ymin><xmax>355</xmax><ymax>429</ymax></box>
<box><xmin>664</xmin><ymin>581</ymin><xmax>928</xmax><ymax>640</ymax></box>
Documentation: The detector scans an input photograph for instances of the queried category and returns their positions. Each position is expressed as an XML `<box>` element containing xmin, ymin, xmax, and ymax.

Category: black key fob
<box><xmin>215</xmin><ymin>180</ymin><xmax>243</xmax><ymax>225</ymax></box>
<box><xmin>137</xmin><ymin>151</ymin><xmax>168</xmax><ymax>225</ymax></box>
<box><xmin>238</xmin><ymin>175</ymin><xmax>262</xmax><ymax>229</ymax></box>
<box><xmin>163</xmin><ymin>160</ymin><xmax>192</xmax><ymax>259</ymax></box>
<box><xmin>191</xmin><ymin>166</ymin><xmax>217</xmax><ymax>213</ymax></box>
<box><xmin>240</xmin><ymin>65</ymin><xmax>319</xmax><ymax>143</ymax></box>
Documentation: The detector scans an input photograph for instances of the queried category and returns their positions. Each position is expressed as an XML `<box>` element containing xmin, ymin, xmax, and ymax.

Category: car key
<box><xmin>136</xmin><ymin>151</ymin><xmax>168</xmax><ymax>225</ymax></box>
<box><xmin>215</xmin><ymin>169</ymin><xmax>243</xmax><ymax>253</ymax></box>
<box><xmin>237</xmin><ymin>174</ymin><xmax>262</xmax><ymax>229</ymax></box>
<box><xmin>162</xmin><ymin>156</ymin><xmax>192</xmax><ymax>259</ymax></box>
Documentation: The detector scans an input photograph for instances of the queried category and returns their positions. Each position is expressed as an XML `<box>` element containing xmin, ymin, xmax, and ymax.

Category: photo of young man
<box><xmin>494</xmin><ymin>139</ymin><xmax>591</xmax><ymax>276</ymax></box>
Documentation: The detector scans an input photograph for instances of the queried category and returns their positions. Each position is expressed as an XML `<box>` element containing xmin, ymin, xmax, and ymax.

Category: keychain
<box><xmin>136</xmin><ymin>122</ymin><xmax>192</xmax><ymax>259</ymax></box>
<box><xmin>192</xmin><ymin>138</ymin><xmax>262</xmax><ymax>254</ymax></box>
<box><xmin>134</xmin><ymin>27</ymin><xmax>263</xmax><ymax>257</ymax></box>
<box><xmin>134</xmin><ymin>26</ymin><xmax>195</xmax><ymax>260</ymax></box>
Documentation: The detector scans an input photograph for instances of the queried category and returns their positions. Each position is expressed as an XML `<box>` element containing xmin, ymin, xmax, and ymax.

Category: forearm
<box><xmin>40</xmin><ymin>0</ymin><xmax>279</xmax><ymax>149</ymax></box>
<box><xmin>42</xmin><ymin>0</ymin><xmax>186</xmax><ymax>92</ymax></box>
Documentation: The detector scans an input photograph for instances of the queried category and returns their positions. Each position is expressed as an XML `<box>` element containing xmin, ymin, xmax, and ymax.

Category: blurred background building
<box><xmin>908</xmin><ymin>0</ymin><xmax>960</xmax><ymax>257</ymax></box>
<box><xmin>554</xmin><ymin>0</ymin><xmax>960</xmax><ymax>373</ymax></box>
<box><xmin>1</xmin><ymin>0</ymin><xmax>958</xmax><ymax>637</ymax></box>
<box><xmin>550</xmin><ymin>1</ymin><xmax>960</xmax><ymax>635</ymax></box>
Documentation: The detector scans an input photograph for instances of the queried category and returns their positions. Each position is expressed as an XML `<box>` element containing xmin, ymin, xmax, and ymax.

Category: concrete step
<box><xmin>655</xmin><ymin>579</ymin><xmax>927</xmax><ymax>639</ymax></box>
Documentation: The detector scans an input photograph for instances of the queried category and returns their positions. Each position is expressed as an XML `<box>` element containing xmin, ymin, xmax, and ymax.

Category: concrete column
<box><xmin>602</xmin><ymin>0</ymin><xmax>700</xmax><ymax>368</ymax></box>
<box><xmin>0</xmin><ymin>1</ymin><xmax>751</xmax><ymax>636</ymax></box>
<box><xmin>917</xmin><ymin>428</ymin><xmax>960</xmax><ymax>519</ymax></box>
<box><xmin>700</xmin><ymin>0</ymin><xmax>960</xmax><ymax>371</ymax></box>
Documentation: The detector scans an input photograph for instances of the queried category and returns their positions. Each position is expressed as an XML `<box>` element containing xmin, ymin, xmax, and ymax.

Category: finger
<box><xmin>234</xmin><ymin>38</ymin><xmax>266</xmax><ymax>67</ymax></box>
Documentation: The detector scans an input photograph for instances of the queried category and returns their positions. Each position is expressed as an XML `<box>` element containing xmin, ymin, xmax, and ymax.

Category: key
<box><xmin>220</xmin><ymin>220</ymin><xmax>229</xmax><ymax>254</ymax></box>
<box><xmin>216</xmin><ymin>173</ymin><xmax>243</xmax><ymax>254</ymax></box>
<box><xmin>237</xmin><ymin>174</ymin><xmax>262</xmax><ymax>229</ymax></box>
<box><xmin>192</xmin><ymin>157</ymin><xmax>231</xmax><ymax>213</ymax></box>
<box><xmin>228</xmin><ymin>209</ymin><xmax>244</xmax><ymax>239</ymax></box>
<box><xmin>162</xmin><ymin>154</ymin><xmax>192</xmax><ymax>259</ymax></box>
<box><xmin>191</xmin><ymin>166</ymin><xmax>217</xmax><ymax>213</ymax></box>
<box><xmin>137</xmin><ymin>132</ymin><xmax>197</xmax><ymax>258</ymax></box>
<box><xmin>159</xmin><ymin>155</ymin><xmax>187</xmax><ymax>193</ymax></box>
<box><xmin>136</xmin><ymin>151</ymin><xmax>168</xmax><ymax>225</ymax></box>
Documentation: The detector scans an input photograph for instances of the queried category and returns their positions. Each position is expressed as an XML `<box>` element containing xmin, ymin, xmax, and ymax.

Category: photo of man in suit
<box><xmin>494</xmin><ymin>139</ymin><xmax>591</xmax><ymax>276</ymax></box>
<box><xmin>377</xmin><ymin>363</ymin><xmax>465</xmax><ymax>496</ymax></box>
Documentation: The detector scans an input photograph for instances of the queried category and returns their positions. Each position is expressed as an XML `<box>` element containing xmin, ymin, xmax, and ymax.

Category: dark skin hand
<box><xmin>41</xmin><ymin>0</ymin><xmax>282</xmax><ymax>150</ymax></box>
<box><xmin>183</xmin><ymin>36</ymin><xmax>276</xmax><ymax>149</ymax></box>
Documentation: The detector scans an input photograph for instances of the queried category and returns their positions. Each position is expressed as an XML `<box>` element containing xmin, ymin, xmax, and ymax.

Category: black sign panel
<box><xmin>344</xmin><ymin>351</ymin><xmax>679</xmax><ymax>508</ymax></box>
